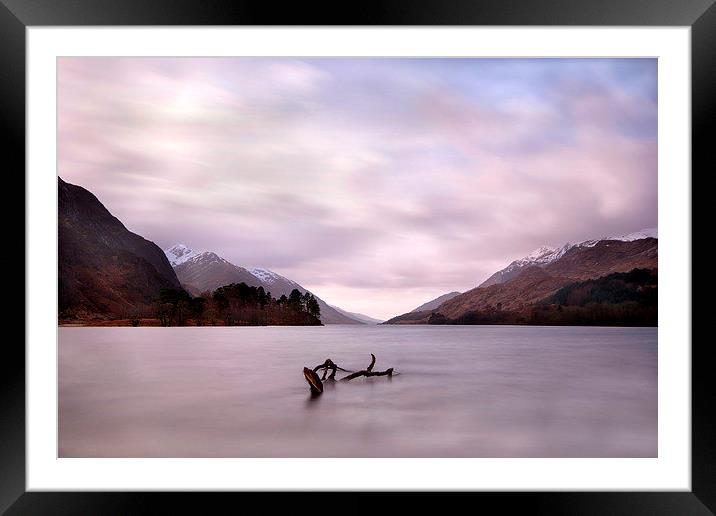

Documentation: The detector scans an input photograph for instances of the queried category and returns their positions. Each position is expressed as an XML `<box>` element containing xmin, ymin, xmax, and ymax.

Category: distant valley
<box><xmin>57</xmin><ymin>177</ymin><xmax>657</xmax><ymax>328</ymax></box>
<box><xmin>328</xmin><ymin>305</ymin><xmax>384</xmax><ymax>325</ymax></box>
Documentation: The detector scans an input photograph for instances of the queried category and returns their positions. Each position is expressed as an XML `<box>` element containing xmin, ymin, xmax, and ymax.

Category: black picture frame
<box><xmin>2</xmin><ymin>0</ymin><xmax>710</xmax><ymax>512</ymax></box>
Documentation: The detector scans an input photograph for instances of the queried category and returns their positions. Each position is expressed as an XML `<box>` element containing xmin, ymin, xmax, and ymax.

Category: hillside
<box><xmin>164</xmin><ymin>245</ymin><xmax>363</xmax><ymax>324</ymax></box>
<box><xmin>478</xmin><ymin>228</ymin><xmax>657</xmax><ymax>288</ymax></box>
<box><xmin>58</xmin><ymin>177</ymin><xmax>181</xmax><ymax>320</ymax></box>
<box><xmin>385</xmin><ymin>237</ymin><xmax>657</xmax><ymax>325</ymax></box>
<box><xmin>411</xmin><ymin>292</ymin><xmax>461</xmax><ymax>312</ymax></box>
<box><xmin>173</xmin><ymin>252</ymin><xmax>259</xmax><ymax>294</ymax></box>
<box><xmin>329</xmin><ymin>305</ymin><xmax>383</xmax><ymax>324</ymax></box>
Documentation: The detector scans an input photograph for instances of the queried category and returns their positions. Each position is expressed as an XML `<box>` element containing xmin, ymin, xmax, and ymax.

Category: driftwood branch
<box><xmin>312</xmin><ymin>358</ymin><xmax>351</xmax><ymax>373</ymax></box>
<box><xmin>339</xmin><ymin>354</ymin><xmax>393</xmax><ymax>381</ymax></box>
<box><xmin>303</xmin><ymin>354</ymin><xmax>395</xmax><ymax>394</ymax></box>
<box><xmin>312</xmin><ymin>359</ymin><xmax>352</xmax><ymax>381</ymax></box>
<box><xmin>366</xmin><ymin>353</ymin><xmax>376</xmax><ymax>372</ymax></box>
<box><xmin>341</xmin><ymin>367</ymin><xmax>394</xmax><ymax>381</ymax></box>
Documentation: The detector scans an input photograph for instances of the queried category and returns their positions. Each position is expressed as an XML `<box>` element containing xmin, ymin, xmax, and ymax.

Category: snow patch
<box><xmin>165</xmin><ymin>244</ymin><xmax>202</xmax><ymax>267</ymax></box>
<box><xmin>250</xmin><ymin>267</ymin><xmax>298</xmax><ymax>287</ymax></box>
<box><xmin>184</xmin><ymin>251</ymin><xmax>229</xmax><ymax>266</ymax></box>
<box><xmin>502</xmin><ymin>227</ymin><xmax>657</xmax><ymax>274</ymax></box>
<box><xmin>610</xmin><ymin>227</ymin><xmax>658</xmax><ymax>241</ymax></box>
<box><xmin>504</xmin><ymin>244</ymin><xmax>565</xmax><ymax>273</ymax></box>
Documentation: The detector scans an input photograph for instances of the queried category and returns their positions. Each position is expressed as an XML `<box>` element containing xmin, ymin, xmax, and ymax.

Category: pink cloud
<box><xmin>58</xmin><ymin>58</ymin><xmax>657</xmax><ymax>319</ymax></box>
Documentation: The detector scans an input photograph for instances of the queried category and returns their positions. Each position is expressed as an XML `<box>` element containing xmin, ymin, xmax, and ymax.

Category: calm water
<box><xmin>59</xmin><ymin>325</ymin><xmax>657</xmax><ymax>457</ymax></box>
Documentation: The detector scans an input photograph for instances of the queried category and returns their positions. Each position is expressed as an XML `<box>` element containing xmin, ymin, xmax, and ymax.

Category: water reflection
<box><xmin>59</xmin><ymin>325</ymin><xmax>657</xmax><ymax>458</ymax></box>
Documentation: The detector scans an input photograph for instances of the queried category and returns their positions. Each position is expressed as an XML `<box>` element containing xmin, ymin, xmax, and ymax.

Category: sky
<box><xmin>58</xmin><ymin>58</ymin><xmax>657</xmax><ymax>320</ymax></box>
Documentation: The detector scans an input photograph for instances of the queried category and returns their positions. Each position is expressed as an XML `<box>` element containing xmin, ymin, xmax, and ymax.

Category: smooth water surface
<box><xmin>59</xmin><ymin>325</ymin><xmax>657</xmax><ymax>457</ymax></box>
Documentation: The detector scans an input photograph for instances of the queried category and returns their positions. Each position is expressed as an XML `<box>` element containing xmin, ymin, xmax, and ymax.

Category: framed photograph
<box><xmin>5</xmin><ymin>0</ymin><xmax>711</xmax><ymax>512</ymax></box>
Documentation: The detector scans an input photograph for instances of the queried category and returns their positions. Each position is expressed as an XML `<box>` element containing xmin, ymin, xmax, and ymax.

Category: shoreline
<box><xmin>58</xmin><ymin>318</ymin><xmax>324</xmax><ymax>328</ymax></box>
<box><xmin>58</xmin><ymin>321</ymin><xmax>657</xmax><ymax>329</ymax></box>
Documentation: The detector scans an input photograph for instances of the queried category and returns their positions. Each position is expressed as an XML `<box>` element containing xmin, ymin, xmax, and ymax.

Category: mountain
<box><xmin>173</xmin><ymin>251</ymin><xmax>260</xmax><ymax>295</ymax></box>
<box><xmin>478</xmin><ymin>244</ymin><xmax>571</xmax><ymax>288</ymax></box>
<box><xmin>244</xmin><ymin>267</ymin><xmax>361</xmax><ymax>325</ymax></box>
<box><xmin>411</xmin><ymin>292</ymin><xmax>461</xmax><ymax>313</ymax></box>
<box><xmin>385</xmin><ymin>233</ymin><xmax>657</xmax><ymax>325</ymax></box>
<box><xmin>164</xmin><ymin>245</ymin><xmax>362</xmax><ymax>324</ymax></box>
<box><xmin>329</xmin><ymin>305</ymin><xmax>383</xmax><ymax>324</ymax></box>
<box><xmin>165</xmin><ymin>244</ymin><xmax>201</xmax><ymax>266</ymax></box>
<box><xmin>247</xmin><ymin>267</ymin><xmax>303</xmax><ymax>298</ymax></box>
<box><xmin>58</xmin><ymin>177</ymin><xmax>181</xmax><ymax>320</ymax></box>
<box><xmin>478</xmin><ymin>228</ymin><xmax>658</xmax><ymax>288</ymax></box>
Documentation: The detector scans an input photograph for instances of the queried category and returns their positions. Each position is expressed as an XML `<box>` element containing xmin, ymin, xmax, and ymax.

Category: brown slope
<box><xmin>543</xmin><ymin>238</ymin><xmax>657</xmax><ymax>279</ymax></box>
<box><xmin>411</xmin><ymin>291</ymin><xmax>462</xmax><ymax>312</ymax></box>
<box><xmin>387</xmin><ymin>238</ymin><xmax>658</xmax><ymax>324</ymax></box>
<box><xmin>173</xmin><ymin>254</ymin><xmax>362</xmax><ymax>324</ymax></box>
<box><xmin>58</xmin><ymin>177</ymin><xmax>181</xmax><ymax>319</ymax></box>
<box><xmin>174</xmin><ymin>252</ymin><xmax>259</xmax><ymax>294</ymax></box>
<box><xmin>383</xmin><ymin>309</ymin><xmax>434</xmax><ymax>325</ymax></box>
<box><xmin>236</xmin><ymin>269</ymin><xmax>360</xmax><ymax>323</ymax></box>
<box><xmin>436</xmin><ymin>266</ymin><xmax>572</xmax><ymax>319</ymax></box>
<box><xmin>437</xmin><ymin>238</ymin><xmax>658</xmax><ymax>320</ymax></box>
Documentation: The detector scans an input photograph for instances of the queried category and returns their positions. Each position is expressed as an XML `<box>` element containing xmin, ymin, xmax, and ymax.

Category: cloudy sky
<box><xmin>58</xmin><ymin>58</ymin><xmax>657</xmax><ymax>320</ymax></box>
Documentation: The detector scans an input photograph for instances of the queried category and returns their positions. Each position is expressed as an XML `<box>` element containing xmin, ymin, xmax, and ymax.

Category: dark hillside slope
<box><xmin>58</xmin><ymin>177</ymin><xmax>180</xmax><ymax>319</ymax></box>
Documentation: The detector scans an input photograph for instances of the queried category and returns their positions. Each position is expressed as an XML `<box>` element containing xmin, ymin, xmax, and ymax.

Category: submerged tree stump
<box><xmin>303</xmin><ymin>354</ymin><xmax>394</xmax><ymax>395</ymax></box>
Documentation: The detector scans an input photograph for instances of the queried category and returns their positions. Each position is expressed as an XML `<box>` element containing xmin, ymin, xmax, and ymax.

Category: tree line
<box><xmin>150</xmin><ymin>283</ymin><xmax>322</xmax><ymax>327</ymax></box>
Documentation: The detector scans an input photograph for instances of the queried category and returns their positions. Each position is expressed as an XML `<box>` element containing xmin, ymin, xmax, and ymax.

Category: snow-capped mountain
<box><xmin>506</xmin><ymin>244</ymin><xmax>571</xmax><ymax>270</ymax></box>
<box><xmin>479</xmin><ymin>243</ymin><xmax>571</xmax><ymax>288</ymax></box>
<box><xmin>479</xmin><ymin>228</ymin><xmax>657</xmax><ymax>288</ymax></box>
<box><xmin>249</xmin><ymin>267</ymin><xmax>299</xmax><ymax>288</ymax></box>
<box><xmin>386</xmin><ymin>231</ymin><xmax>658</xmax><ymax>325</ymax></box>
<box><xmin>169</xmin><ymin>250</ymin><xmax>260</xmax><ymax>295</ymax></box>
<box><xmin>165</xmin><ymin>243</ymin><xmax>202</xmax><ymax>266</ymax></box>
<box><xmin>163</xmin><ymin>245</ymin><xmax>364</xmax><ymax>324</ymax></box>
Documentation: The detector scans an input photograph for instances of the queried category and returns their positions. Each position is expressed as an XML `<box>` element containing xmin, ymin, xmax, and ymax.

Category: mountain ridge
<box><xmin>411</xmin><ymin>292</ymin><xmax>462</xmax><ymax>313</ymax></box>
<box><xmin>479</xmin><ymin>227</ymin><xmax>657</xmax><ymax>288</ymax></box>
<box><xmin>385</xmin><ymin>231</ymin><xmax>657</xmax><ymax>325</ymax></box>
<box><xmin>164</xmin><ymin>244</ymin><xmax>364</xmax><ymax>325</ymax></box>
